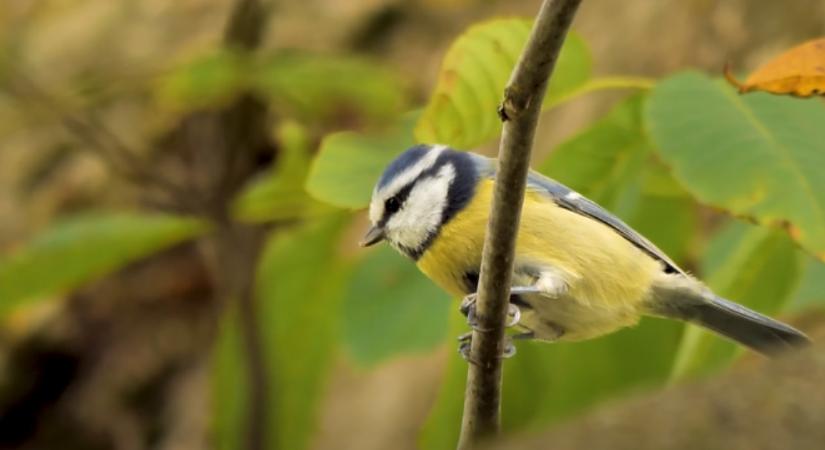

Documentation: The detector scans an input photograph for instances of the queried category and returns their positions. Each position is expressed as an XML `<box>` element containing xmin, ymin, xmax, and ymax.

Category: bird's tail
<box><xmin>649</xmin><ymin>277</ymin><xmax>810</xmax><ymax>356</ymax></box>
<box><xmin>682</xmin><ymin>295</ymin><xmax>809</xmax><ymax>355</ymax></box>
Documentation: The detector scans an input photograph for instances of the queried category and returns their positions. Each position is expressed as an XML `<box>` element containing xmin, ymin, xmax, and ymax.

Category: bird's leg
<box><xmin>456</xmin><ymin>332</ymin><xmax>473</xmax><ymax>361</ymax></box>
<box><xmin>460</xmin><ymin>286</ymin><xmax>541</xmax><ymax>329</ymax></box>
<box><xmin>457</xmin><ymin>330</ymin><xmax>534</xmax><ymax>361</ymax></box>
<box><xmin>460</xmin><ymin>293</ymin><xmax>521</xmax><ymax>330</ymax></box>
<box><xmin>458</xmin><ymin>287</ymin><xmax>540</xmax><ymax>361</ymax></box>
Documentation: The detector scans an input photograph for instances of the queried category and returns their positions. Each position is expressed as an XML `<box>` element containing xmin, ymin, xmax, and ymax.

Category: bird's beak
<box><xmin>359</xmin><ymin>225</ymin><xmax>385</xmax><ymax>247</ymax></box>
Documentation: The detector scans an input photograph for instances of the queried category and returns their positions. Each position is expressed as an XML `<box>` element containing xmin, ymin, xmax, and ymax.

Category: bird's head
<box><xmin>361</xmin><ymin>144</ymin><xmax>478</xmax><ymax>259</ymax></box>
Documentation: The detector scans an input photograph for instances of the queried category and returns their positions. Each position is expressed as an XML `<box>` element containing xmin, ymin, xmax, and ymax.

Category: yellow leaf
<box><xmin>725</xmin><ymin>37</ymin><xmax>825</xmax><ymax>97</ymax></box>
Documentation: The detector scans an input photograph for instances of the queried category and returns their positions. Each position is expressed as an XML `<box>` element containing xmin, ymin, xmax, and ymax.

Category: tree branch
<box><xmin>216</xmin><ymin>2</ymin><xmax>273</xmax><ymax>450</ymax></box>
<box><xmin>457</xmin><ymin>0</ymin><xmax>583</xmax><ymax>448</ymax></box>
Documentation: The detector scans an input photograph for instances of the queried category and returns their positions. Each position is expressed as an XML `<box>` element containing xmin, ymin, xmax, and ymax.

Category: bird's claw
<box><xmin>457</xmin><ymin>332</ymin><xmax>472</xmax><ymax>360</ymax></box>
<box><xmin>459</xmin><ymin>293</ymin><xmax>522</xmax><ymax>329</ymax></box>
<box><xmin>502</xmin><ymin>339</ymin><xmax>517</xmax><ymax>358</ymax></box>
<box><xmin>507</xmin><ymin>303</ymin><xmax>521</xmax><ymax>327</ymax></box>
<box><xmin>458</xmin><ymin>292</ymin><xmax>522</xmax><ymax>361</ymax></box>
<box><xmin>457</xmin><ymin>332</ymin><xmax>516</xmax><ymax>361</ymax></box>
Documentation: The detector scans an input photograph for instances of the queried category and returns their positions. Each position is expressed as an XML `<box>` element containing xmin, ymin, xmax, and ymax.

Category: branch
<box><xmin>214</xmin><ymin>3</ymin><xmax>272</xmax><ymax>450</ymax></box>
<box><xmin>457</xmin><ymin>0</ymin><xmax>583</xmax><ymax>448</ymax></box>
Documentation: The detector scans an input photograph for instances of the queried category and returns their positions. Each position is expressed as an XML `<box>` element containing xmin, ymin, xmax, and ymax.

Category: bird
<box><xmin>360</xmin><ymin>144</ymin><xmax>810</xmax><ymax>357</ymax></box>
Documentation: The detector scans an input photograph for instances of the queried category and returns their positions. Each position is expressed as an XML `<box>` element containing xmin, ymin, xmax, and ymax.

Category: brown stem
<box><xmin>218</xmin><ymin>2</ymin><xmax>272</xmax><ymax>450</ymax></box>
<box><xmin>237</xmin><ymin>249</ymin><xmax>268</xmax><ymax>450</ymax></box>
<box><xmin>456</xmin><ymin>0</ymin><xmax>583</xmax><ymax>448</ymax></box>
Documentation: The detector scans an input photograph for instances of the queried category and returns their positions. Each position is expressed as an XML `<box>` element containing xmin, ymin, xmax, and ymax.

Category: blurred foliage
<box><xmin>671</xmin><ymin>221</ymin><xmax>805</xmax><ymax>379</ymax></box>
<box><xmin>253</xmin><ymin>53</ymin><xmax>406</xmax><ymax>123</ymax></box>
<box><xmin>2</xmin><ymin>4</ymin><xmax>825</xmax><ymax>450</ymax></box>
<box><xmin>647</xmin><ymin>72</ymin><xmax>825</xmax><ymax>260</ymax></box>
<box><xmin>418</xmin><ymin>309</ymin><xmax>470</xmax><ymax>450</ymax></box>
<box><xmin>232</xmin><ymin>121</ymin><xmax>329</xmax><ymax>223</ymax></box>
<box><xmin>539</xmin><ymin>95</ymin><xmax>651</xmax><ymax>206</ymax></box>
<box><xmin>214</xmin><ymin>216</ymin><xmax>349</xmax><ymax>450</ymax></box>
<box><xmin>306</xmin><ymin>112</ymin><xmax>418</xmax><ymax>209</ymax></box>
<box><xmin>415</xmin><ymin>19</ymin><xmax>591</xmax><ymax>149</ymax></box>
<box><xmin>342</xmin><ymin>245</ymin><xmax>450</xmax><ymax>366</ymax></box>
<box><xmin>155</xmin><ymin>49</ymin><xmax>248</xmax><ymax>112</ymax></box>
<box><xmin>539</xmin><ymin>94</ymin><xmax>698</xmax><ymax>262</ymax></box>
<box><xmin>213</xmin><ymin>307</ymin><xmax>247</xmax><ymax>450</ymax></box>
<box><xmin>789</xmin><ymin>258</ymin><xmax>825</xmax><ymax>311</ymax></box>
<box><xmin>0</xmin><ymin>213</ymin><xmax>205</xmax><ymax>317</ymax></box>
<box><xmin>255</xmin><ymin>216</ymin><xmax>349</xmax><ymax>450</ymax></box>
<box><xmin>156</xmin><ymin>50</ymin><xmax>407</xmax><ymax>123</ymax></box>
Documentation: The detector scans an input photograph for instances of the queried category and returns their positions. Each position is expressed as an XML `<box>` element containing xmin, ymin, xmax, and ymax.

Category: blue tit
<box><xmin>360</xmin><ymin>144</ymin><xmax>810</xmax><ymax>355</ymax></box>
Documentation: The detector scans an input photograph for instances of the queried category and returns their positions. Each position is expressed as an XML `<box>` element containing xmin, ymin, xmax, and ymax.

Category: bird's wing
<box><xmin>467</xmin><ymin>153</ymin><xmax>685</xmax><ymax>275</ymax></box>
<box><xmin>526</xmin><ymin>170</ymin><xmax>685</xmax><ymax>275</ymax></box>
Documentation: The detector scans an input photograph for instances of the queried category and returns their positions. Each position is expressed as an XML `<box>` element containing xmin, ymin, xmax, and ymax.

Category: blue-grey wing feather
<box><xmin>466</xmin><ymin>153</ymin><xmax>684</xmax><ymax>275</ymax></box>
<box><xmin>526</xmin><ymin>170</ymin><xmax>685</xmax><ymax>275</ymax></box>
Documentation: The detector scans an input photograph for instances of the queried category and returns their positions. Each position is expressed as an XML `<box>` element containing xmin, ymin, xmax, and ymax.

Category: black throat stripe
<box><xmin>412</xmin><ymin>150</ymin><xmax>478</xmax><ymax>260</ymax></box>
<box><xmin>383</xmin><ymin>149</ymin><xmax>479</xmax><ymax>261</ymax></box>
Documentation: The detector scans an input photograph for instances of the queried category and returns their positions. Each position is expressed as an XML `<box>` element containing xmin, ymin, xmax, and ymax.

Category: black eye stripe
<box><xmin>372</xmin><ymin>149</ymin><xmax>477</xmax><ymax>261</ymax></box>
<box><xmin>378</xmin><ymin>183</ymin><xmax>414</xmax><ymax>226</ymax></box>
<box><xmin>385</xmin><ymin>197</ymin><xmax>400</xmax><ymax>213</ymax></box>
<box><xmin>377</xmin><ymin>157</ymin><xmax>458</xmax><ymax>227</ymax></box>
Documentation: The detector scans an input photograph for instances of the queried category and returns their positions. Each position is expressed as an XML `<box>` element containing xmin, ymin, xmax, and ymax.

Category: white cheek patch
<box><xmin>369</xmin><ymin>145</ymin><xmax>447</xmax><ymax>224</ymax></box>
<box><xmin>387</xmin><ymin>163</ymin><xmax>455</xmax><ymax>251</ymax></box>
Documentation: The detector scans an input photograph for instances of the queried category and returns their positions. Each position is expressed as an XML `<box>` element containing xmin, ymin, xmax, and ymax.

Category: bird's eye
<box><xmin>385</xmin><ymin>196</ymin><xmax>401</xmax><ymax>214</ymax></box>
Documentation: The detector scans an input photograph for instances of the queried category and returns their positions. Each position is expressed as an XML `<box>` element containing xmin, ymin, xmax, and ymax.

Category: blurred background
<box><xmin>1</xmin><ymin>1</ymin><xmax>825</xmax><ymax>450</ymax></box>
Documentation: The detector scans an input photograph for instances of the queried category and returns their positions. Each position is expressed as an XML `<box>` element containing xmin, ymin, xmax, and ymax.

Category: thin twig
<box><xmin>456</xmin><ymin>0</ymin><xmax>584</xmax><ymax>448</ymax></box>
<box><xmin>3</xmin><ymin>73</ymin><xmax>194</xmax><ymax>206</ymax></box>
<box><xmin>234</xmin><ymin>231</ymin><xmax>268</xmax><ymax>450</ymax></box>
<box><xmin>218</xmin><ymin>2</ymin><xmax>272</xmax><ymax>450</ymax></box>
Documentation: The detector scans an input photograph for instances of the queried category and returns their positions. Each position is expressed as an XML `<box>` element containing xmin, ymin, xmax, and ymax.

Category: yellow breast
<box><xmin>416</xmin><ymin>180</ymin><xmax>492</xmax><ymax>297</ymax></box>
<box><xmin>417</xmin><ymin>179</ymin><xmax>661</xmax><ymax>312</ymax></box>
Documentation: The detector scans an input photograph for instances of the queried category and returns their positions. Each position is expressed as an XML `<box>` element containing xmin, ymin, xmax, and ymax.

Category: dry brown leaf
<box><xmin>725</xmin><ymin>37</ymin><xmax>825</xmax><ymax>96</ymax></box>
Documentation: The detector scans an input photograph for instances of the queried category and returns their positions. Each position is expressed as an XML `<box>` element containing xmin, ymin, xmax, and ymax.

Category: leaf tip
<box><xmin>723</xmin><ymin>61</ymin><xmax>749</xmax><ymax>94</ymax></box>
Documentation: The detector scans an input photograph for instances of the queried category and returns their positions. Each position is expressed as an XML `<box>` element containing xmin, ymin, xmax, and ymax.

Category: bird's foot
<box><xmin>458</xmin><ymin>291</ymin><xmax>530</xmax><ymax>362</ymax></box>
<box><xmin>457</xmin><ymin>332</ymin><xmax>517</xmax><ymax>362</ymax></box>
<box><xmin>459</xmin><ymin>293</ymin><xmax>521</xmax><ymax>330</ymax></box>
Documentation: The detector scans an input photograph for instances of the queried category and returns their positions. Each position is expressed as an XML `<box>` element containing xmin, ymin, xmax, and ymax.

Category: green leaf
<box><xmin>233</xmin><ymin>120</ymin><xmax>330</xmax><ymax>222</ymax></box>
<box><xmin>306</xmin><ymin>113</ymin><xmax>417</xmax><ymax>208</ymax></box>
<box><xmin>155</xmin><ymin>50</ymin><xmax>247</xmax><ymax>111</ymax></box>
<box><xmin>418</xmin><ymin>309</ymin><xmax>468</xmax><ymax>450</ymax></box>
<box><xmin>212</xmin><ymin>308</ymin><xmax>247</xmax><ymax>450</ymax></box>
<box><xmin>342</xmin><ymin>245</ymin><xmax>450</xmax><ymax>366</ymax></box>
<box><xmin>788</xmin><ymin>257</ymin><xmax>825</xmax><ymax>311</ymax></box>
<box><xmin>502</xmin><ymin>319</ymin><xmax>683</xmax><ymax>429</ymax></box>
<box><xmin>670</xmin><ymin>221</ymin><xmax>805</xmax><ymax>380</ymax></box>
<box><xmin>257</xmin><ymin>215</ymin><xmax>348</xmax><ymax>450</ymax></box>
<box><xmin>539</xmin><ymin>94</ymin><xmax>648</xmax><ymax>208</ymax></box>
<box><xmin>415</xmin><ymin>19</ymin><xmax>590</xmax><ymax>149</ymax></box>
<box><xmin>539</xmin><ymin>94</ymin><xmax>698</xmax><ymax>264</ymax></box>
<box><xmin>623</xmin><ymin>182</ymin><xmax>697</xmax><ymax>264</ymax></box>
<box><xmin>253</xmin><ymin>53</ymin><xmax>406</xmax><ymax>122</ymax></box>
<box><xmin>214</xmin><ymin>216</ymin><xmax>348</xmax><ymax>450</ymax></box>
<box><xmin>0</xmin><ymin>213</ymin><xmax>206</xmax><ymax>317</ymax></box>
<box><xmin>647</xmin><ymin>72</ymin><xmax>825</xmax><ymax>261</ymax></box>
<box><xmin>420</xmin><ymin>317</ymin><xmax>683</xmax><ymax>449</ymax></box>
